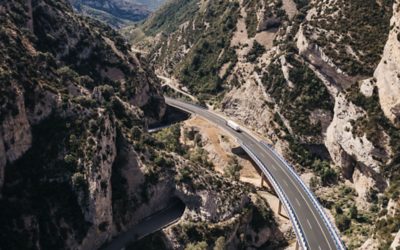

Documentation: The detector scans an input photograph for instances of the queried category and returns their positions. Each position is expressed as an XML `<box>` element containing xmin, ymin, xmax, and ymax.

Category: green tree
<box><xmin>335</xmin><ymin>214</ymin><xmax>351</xmax><ymax>232</ymax></box>
<box><xmin>349</xmin><ymin>204</ymin><xmax>358</xmax><ymax>219</ymax></box>
<box><xmin>224</xmin><ymin>156</ymin><xmax>242</xmax><ymax>181</ymax></box>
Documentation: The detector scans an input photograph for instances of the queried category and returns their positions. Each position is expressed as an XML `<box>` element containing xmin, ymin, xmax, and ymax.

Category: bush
<box><xmin>349</xmin><ymin>205</ymin><xmax>358</xmax><ymax>219</ymax></box>
<box><xmin>335</xmin><ymin>214</ymin><xmax>351</xmax><ymax>232</ymax></box>
<box><xmin>366</xmin><ymin>188</ymin><xmax>379</xmax><ymax>204</ymax></box>
<box><xmin>64</xmin><ymin>154</ymin><xmax>77</xmax><ymax>168</ymax></box>
<box><xmin>154</xmin><ymin>124</ymin><xmax>186</xmax><ymax>155</ymax></box>
<box><xmin>224</xmin><ymin>156</ymin><xmax>242</xmax><ymax>181</ymax></box>
<box><xmin>71</xmin><ymin>172</ymin><xmax>86</xmax><ymax>189</ymax></box>
<box><xmin>247</xmin><ymin>41</ymin><xmax>266</xmax><ymax>62</ymax></box>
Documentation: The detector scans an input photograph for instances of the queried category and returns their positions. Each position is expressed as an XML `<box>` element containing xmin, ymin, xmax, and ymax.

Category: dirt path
<box><xmin>158</xmin><ymin>75</ymin><xmax>198</xmax><ymax>102</ymax></box>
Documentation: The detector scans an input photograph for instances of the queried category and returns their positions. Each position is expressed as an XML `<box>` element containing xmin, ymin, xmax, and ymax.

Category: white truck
<box><xmin>226</xmin><ymin>120</ymin><xmax>241</xmax><ymax>132</ymax></box>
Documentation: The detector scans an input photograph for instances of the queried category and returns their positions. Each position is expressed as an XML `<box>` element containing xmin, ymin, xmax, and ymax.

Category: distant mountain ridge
<box><xmin>69</xmin><ymin>0</ymin><xmax>167</xmax><ymax>28</ymax></box>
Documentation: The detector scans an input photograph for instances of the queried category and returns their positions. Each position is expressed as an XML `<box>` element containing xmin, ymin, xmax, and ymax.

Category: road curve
<box><xmin>166</xmin><ymin>97</ymin><xmax>345</xmax><ymax>250</ymax></box>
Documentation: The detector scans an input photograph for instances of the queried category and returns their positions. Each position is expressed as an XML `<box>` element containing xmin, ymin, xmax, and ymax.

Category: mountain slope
<box><xmin>0</xmin><ymin>1</ymin><xmax>285</xmax><ymax>249</ymax></box>
<box><xmin>130</xmin><ymin>0</ymin><xmax>400</xmax><ymax>248</ymax></box>
<box><xmin>69</xmin><ymin>0</ymin><xmax>167</xmax><ymax>28</ymax></box>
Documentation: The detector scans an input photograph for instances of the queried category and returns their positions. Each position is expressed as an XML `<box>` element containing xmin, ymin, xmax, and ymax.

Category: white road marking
<box><xmin>283</xmin><ymin>180</ymin><xmax>289</xmax><ymax>187</ymax></box>
<box><xmin>295</xmin><ymin>198</ymin><xmax>301</xmax><ymax>207</ymax></box>
<box><xmin>266</xmin><ymin>150</ymin><xmax>333</xmax><ymax>249</ymax></box>
<box><xmin>307</xmin><ymin>219</ymin><xmax>313</xmax><ymax>230</ymax></box>
<box><xmin>167</xmin><ymin>100</ymin><xmax>336</xmax><ymax>250</ymax></box>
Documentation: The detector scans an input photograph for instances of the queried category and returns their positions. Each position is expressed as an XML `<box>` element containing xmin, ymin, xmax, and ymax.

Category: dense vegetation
<box><xmin>0</xmin><ymin>116</ymin><xmax>91</xmax><ymax>249</ymax></box>
<box><xmin>176</xmin><ymin>1</ymin><xmax>240</xmax><ymax>97</ymax></box>
<box><xmin>263</xmin><ymin>56</ymin><xmax>333</xmax><ymax>137</ymax></box>
<box><xmin>137</xmin><ymin>0</ymin><xmax>241</xmax><ymax>99</ymax></box>
<box><xmin>309</xmin><ymin>0</ymin><xmax>394</xmax><ymax>76</ymax></box>
<box><xmin>141</xmin><ymin>0</ymin><xmax>199</xmax><ymax>36</ymax></box>
<box><xmin>0</xmin><ymin>0</ymin><xmax>165</xmax><ymax>248</ymax></box>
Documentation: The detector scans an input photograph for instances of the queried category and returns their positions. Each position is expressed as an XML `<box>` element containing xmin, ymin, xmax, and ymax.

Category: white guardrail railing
<box><xmin>166</xmin><ymin>99</ymin><xmax>345</xmax><ymax>249</ymax></box>
<box><xmin>240</xmin><ymin>142</ymin><xmax>308</xmax><ymax>250</ymax></box>
<box><xmin>260</xmin><ymin>141</ymin><xmax>346</xmax><ymax>250</ymax></box>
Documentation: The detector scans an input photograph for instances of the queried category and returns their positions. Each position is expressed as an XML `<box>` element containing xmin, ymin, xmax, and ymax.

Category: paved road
<box><xmin>166</xmin><ymin>97</ymin><xmax>345</xmax><ymax>250</ymax></box>
<box><xmin>100</xmin><ymin>199</ymin><xmax>185</xmax><ymax>250</ymax></box>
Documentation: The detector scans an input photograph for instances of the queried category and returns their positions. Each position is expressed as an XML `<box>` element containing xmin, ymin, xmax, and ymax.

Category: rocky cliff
<box><xmin>131</xmin><ymin>0</ymin><xmax>400</xmax><ymax>248</ymax></box>
<box><xmin>0</xmin><ymin>1</ymin><xmax>284</xmax><ymax>249</ymax></box>
<box><xmin>0</xmin><ymin>0</ymin><xmax>164</xmax><ymax>248</ymax></box>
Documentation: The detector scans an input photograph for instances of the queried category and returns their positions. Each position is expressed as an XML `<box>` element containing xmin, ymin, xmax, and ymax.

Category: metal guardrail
<box><xmin>165</xmin><ymin>98</ymin><xmax>345</xmax><ymax>249</ymax></box>
<box><xmin>260</xmin><ymin>141</ymin><xmax>346</xmax><ymax>250</ymax></box>
<box><xmin>240</xmin><ymin>142</ymin><xmax>309</xmax><ymax>250</ymax></box>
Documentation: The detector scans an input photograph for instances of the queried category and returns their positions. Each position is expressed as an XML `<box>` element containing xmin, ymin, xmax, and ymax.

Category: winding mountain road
<box><xmin>166</xmin><ymin>97</ymin><xmax>345</xmax><ymax>250</ymax></box>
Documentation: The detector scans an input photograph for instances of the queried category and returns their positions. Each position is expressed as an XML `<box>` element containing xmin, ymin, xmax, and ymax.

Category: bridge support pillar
<box><xmin>278</xmin><ymin>199</ymin><xmax>282</xmax><ymax>215</ymax></box>
<box><xmin>277</xmin><ymin>200</ymin><xmax>289</xmax><ymax>220</ymax></box>
<box><xmin>260</xmin><ymin>174</ymin><xmax>275</xmax><ymax>195</ymax></box>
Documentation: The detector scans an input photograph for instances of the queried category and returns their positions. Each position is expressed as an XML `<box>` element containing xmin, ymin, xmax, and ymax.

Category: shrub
<box><xmin>247</xmin><ymin>41</ymin><xmax>266</xmax><ymax>62</ymax></box>
<box><xmin>71</xmin><ymin>172</ymin><xmax>86</xmax><ymax>189</ymax></box>
<box><xmin>335</xmin><ymin>214</ymin><xmax>351</xmax><ymax>232</ymax></box>
<box><xmin>366</xmin><ymin>188</ymin><xmax>379</xmax><ymax>204</ymax></box>
<box><xmin>154</xmin><ymin>124</ymin><xmax>186</xmax><ymax>155</ymax></box>
<box><xmin>224</xmin><ymin>156</ymin><xmax>242</xmax><ymax>181</ymax></box>
<box><xmin>349</xmin><ymin>205</ymin><xmax>358</xmax><ymax>219</ymax></box>
<box><xmin>64</xmin><ymin>154</ymin><xmax>77</xmax><ymax>168</ymax></box>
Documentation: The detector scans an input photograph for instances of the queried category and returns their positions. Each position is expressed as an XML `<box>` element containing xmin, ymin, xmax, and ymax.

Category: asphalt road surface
<box><xmin>100</xmin><ymin>199</ymin><xmax>185</xmax><ymax>250</ymax></box>
<box><xmin>166</xmin><ymin>97</ymin><xmax>344</xmax><ymax>250</ymax></box>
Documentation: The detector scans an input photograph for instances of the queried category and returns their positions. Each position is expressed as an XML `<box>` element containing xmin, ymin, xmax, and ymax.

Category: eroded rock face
<box><xmin>325</xmin><ymin>94</ymin><xmax>378</xmax><ymax>172</ymax></box>
<box><xmin>375</xmin><ymin>1</ymin><xmax>400</xmax><ymax>125</ymax></box>
<box><xmin>0</xmin><ymin>88</ymin><xmax>33</xmax><ymax>192</ymax></box>
<box><xmin>80</xmin><ymin>111</ymin><xmax>117</xmax><ymax>250</ymax></box>
<box><xmin>222</xmin><ymin>79</ymin><xmax>275</xmax><ymax>137</ymax></box>
<box><xmin>1</xmin><ymin>90</ymin><xmax>32</xmax><ymax>164</ymax></box>
<box><xmin>0</xmin><ymin>0</ymin><xmax>165</xmax><ymax>249</ymax></box>
<box><xmin>390</xmin><ymin>230</ymin><xmax>400</xmax><ymax>250</ymax></box>
<box><xmin>0</xmin><ymin>134</ymin><xmax>6</xmax><ymax>192</ymax></box>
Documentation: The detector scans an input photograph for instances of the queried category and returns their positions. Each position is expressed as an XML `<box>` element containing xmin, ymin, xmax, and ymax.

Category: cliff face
<box><xmin>374</xmin><ymin>1</ymin><xmax>400</xmax><ymax>125</ymax></box>
<box><xmin>0</xmin><ymin>0</ymin><xmax>164</xmax><ymax>249</ymax></box>
<box><xmin>0</xmin><ymin>1</ymin><xmax>285</xmax><ymax>249</ymax></box>
<box><xmin>131</xmin><ymin>0</ymin><xmax>400</xmax><ymax>248</ymax></box>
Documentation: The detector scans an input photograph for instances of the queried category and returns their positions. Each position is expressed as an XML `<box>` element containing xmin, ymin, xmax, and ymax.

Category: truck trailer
<box><xmin>226</xmin><ymin>120</ymin><xmax>241</xmax><ymax>132</ymax></box>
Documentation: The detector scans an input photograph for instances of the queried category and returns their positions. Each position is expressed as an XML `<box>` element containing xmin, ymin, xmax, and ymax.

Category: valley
<box><xmin>0</xmin><ymin>0</ymin><xmax>399</xmax><ymax>250</ymax></box>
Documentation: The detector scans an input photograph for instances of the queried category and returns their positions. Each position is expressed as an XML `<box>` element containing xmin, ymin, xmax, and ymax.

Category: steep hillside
<box><xmin>0</xmin><ymin>1</ymin><xmax>285</xmax><ymax>249</ymax></box>
<box><xmin>130</xmin><ymin>0</ymin><xmax>400</xmax><ymax>248</ymax></box>
<box><xmin>135</xmin><ymin>0</ymin><xmax>167</xmax><ymax>11</ymax></box>
<box><xmin>69</xmin><ymin>0</ymin><xmax>169</xmax><ymax>28</ymax></box>
<box><xmin>68</xmin><ymin>0</ymin><xmax>150</xmax><ymax>28</ymax></box>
